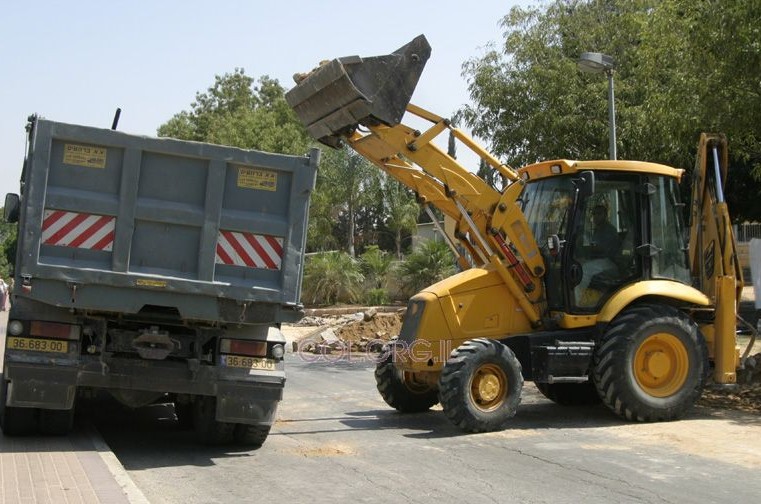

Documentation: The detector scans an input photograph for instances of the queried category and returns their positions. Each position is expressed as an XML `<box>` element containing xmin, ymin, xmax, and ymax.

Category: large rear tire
<box><xmin>593</xmin><ymin>303</ymin><xmax>708</xmax><ymax>422</ymax></box>
<box><xmin>193</xmin><ymin>395</ymin><xmax>234</xmax><ymax>444</ymax></box>
<box><xmin>375</xmin><ymin>351</ymin><xmax>438</xmax><ymax>413</ymax></box>
<box><xmin>439</xmin><ymin>339</ymin><xmax>523</xmax><ymax>433</ymax></box>
<box><xmin>535</xmin><ymin>381</ymin><xmax>601</xmax><ymax>406</ymax></box>
<box><xmin>0</xmin><ymin>379</ymin><xmax>38</xmax><ymax>436</ymax></box>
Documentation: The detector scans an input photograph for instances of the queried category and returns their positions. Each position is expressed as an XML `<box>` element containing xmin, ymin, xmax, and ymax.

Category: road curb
<box><xmin>86</xmin><ymin>423</ymin><xmax>151</xmax><ymax>504</ymax></box>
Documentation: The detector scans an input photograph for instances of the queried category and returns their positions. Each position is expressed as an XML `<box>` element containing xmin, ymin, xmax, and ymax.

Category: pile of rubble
<box><xmin>293</xmin><ymin>308</ymin><xmax>404</xmax><ymax>355</ymax></box>
<box><xmin>698</xmin><ymin>352</ymin><xmax>761</xmax><ymax>413</ymax></box>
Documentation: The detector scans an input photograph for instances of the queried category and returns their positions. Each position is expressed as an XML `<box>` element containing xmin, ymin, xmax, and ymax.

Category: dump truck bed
<box><xmin>15</xmin><ymin>118</ymin><xmax>318</xmax><ymax>324</ymax></box>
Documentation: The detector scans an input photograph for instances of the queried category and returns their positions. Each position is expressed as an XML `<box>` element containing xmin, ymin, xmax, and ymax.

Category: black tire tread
<box><xmin>438</xmin><ymin>338</ymin><xmax>523</xmax><ymax>433</ymax></box>
<box><xmin>375</xmin><ymin>352</ymin><xmax>438</xmax><ymax>413</ymax></box>
<box><xmin>593</xmin><ymin>303</ymin><xmax>707</xmax><ymax>422</ymax></box>
<box><xmin>234</xmin><ymin>424</ymin><xmax>271</xmax><ymax>447</ymax></box>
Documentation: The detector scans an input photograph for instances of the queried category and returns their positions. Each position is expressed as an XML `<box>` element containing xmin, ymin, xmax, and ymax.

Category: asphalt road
<box><xmin>87</xmin><ymin>351</ymin><xmax>761</xmax><ymax>504</ymax></box>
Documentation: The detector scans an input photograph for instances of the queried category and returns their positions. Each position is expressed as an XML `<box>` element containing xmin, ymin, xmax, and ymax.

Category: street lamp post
<box><xmin>577</xmin><ymin>52</ymin><xmax>617</xmax><ymax>160</ymax></box>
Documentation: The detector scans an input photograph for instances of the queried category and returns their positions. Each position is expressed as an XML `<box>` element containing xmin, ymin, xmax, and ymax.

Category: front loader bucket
<box><xmin>285</xmin><ymin>35</ymin><xmax>431</xmax><ymax>147</ymax></box>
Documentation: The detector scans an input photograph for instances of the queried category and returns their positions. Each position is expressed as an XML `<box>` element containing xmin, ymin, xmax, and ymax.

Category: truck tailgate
<box><xmin>15</xmin><ymin>118</ymin><xmax>318</xmax><ymax>324</ymax></box>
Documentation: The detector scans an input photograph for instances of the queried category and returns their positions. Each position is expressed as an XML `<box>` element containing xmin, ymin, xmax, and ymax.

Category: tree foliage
<box><xmin>309</xmin><ymin>146</ymin><xmax>383</xmax><ymax>256</ymax></box>
<box><xmin>462</xmin><ymin>0</ymin><xmax>761</xmax><ymax>220</ymax></box>
<box><xmin>301</xmin><ymin>251</ymin><xmax>364</xmax><ymax>305</ymax></box>
<box><xmin>395</xmin><ymin>239</ymin><xmax>456</xmax><ymax>297</ymax></box>
<box><xmin>157</xmin><ymin>69</ymin><xmax>311</xmax><ymax>155</ymax></box>
<box><xmin>382</xmin><ymin>177</ymin><xmax>419</xmax><ymax>259</ymax></box>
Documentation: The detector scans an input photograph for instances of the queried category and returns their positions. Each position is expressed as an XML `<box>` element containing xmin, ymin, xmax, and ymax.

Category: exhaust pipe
<box><xmin>285</xmin><ymin>35</ymin><xmax>431</xmax><ymax>147</ymax></box>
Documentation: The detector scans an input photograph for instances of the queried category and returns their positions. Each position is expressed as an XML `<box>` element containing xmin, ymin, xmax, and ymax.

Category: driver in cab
<box><xmin>575</xmin><ymin>204</ymin><xmax>621</xmax><ymax>305</ymax></box>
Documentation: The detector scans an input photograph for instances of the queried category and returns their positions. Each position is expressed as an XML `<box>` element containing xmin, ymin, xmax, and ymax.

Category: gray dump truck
<box><xmin>0</xmin><ymin>116</ymin><xmax>317</xmax><ymax>446</ymax></box>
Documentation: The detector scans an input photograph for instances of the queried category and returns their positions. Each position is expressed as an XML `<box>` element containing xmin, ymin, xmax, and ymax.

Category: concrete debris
<box><xmin>291</xmin><ymin>311</ymin><xmax>404</xmax><ymax>354</ymax></box>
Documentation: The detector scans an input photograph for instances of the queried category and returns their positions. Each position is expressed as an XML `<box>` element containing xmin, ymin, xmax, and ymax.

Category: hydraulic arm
<box><xmin>688</xmin><ymin>133</ymin><xmax>743</xmax><ymax>383</ymax></box>
<box><xmin>286</xmin><ymin>36</ymin><xmax>546</xmax><ymax>325</ymax></box>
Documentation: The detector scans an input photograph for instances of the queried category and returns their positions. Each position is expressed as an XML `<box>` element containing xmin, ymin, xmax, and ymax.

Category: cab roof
<box><xmin>518</xmin><ymin>159</ymin><xmax>684</xmax><ymax>182</ymax></box>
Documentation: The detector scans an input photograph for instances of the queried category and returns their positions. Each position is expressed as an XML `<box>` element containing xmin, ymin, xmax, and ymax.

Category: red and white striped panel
<box><xmin>41</xmin><ymin>210</ymin><xmax>115</xmax><ymax>251</ymax></box>
<box><xmin>215</xmin><ymin>230</ymin><xmax>283</xmax><ymax>270</ymax></box>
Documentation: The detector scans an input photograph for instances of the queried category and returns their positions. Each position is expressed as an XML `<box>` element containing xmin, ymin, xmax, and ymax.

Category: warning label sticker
<box><xmin>136</xmin><ymin>278</ymin><xmax>167</xmax><ymax>288</ymax></box>
<box><xmin>237</xmin><ymin>167</ymin><xmax>277</xmax><ymax>191</ymax></box>
<box><xmin>63</xmin><ymin>144</ymin><xmax>107</xmax><ymax>169</ymax></box>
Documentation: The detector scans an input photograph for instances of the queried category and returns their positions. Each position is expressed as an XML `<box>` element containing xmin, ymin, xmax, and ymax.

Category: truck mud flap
<box><xmin>4</xmin><ymin>365</ymin><xmax>77</xmax><ymax>409</ymax></box>
<box><xmin>216</xmin><ymin>381</ymin><xmax>283</xmax><ymax>425</ymax></box>
<box><xmin>285</xmin><ymin>35</ymin><xmax>431</xmax><ymax>147</ymax></box>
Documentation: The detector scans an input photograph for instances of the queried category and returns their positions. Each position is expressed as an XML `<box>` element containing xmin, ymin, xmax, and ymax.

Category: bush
<box><xmin>301</xmin><ymin>251</ymin><xmax>363</xmax><ymax>306</ymax></box>
<box><xmin>364</xmin><ymin>288</ymin><xmax>389</xmax><ymax>306</ymax></box>
<box><xmin>395</xmin><ymin>240</ymin><xmax>456</xmax><ymax>296</ymax></box>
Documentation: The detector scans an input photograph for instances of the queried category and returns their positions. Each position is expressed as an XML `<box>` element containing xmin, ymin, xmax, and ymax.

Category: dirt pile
<box><xmin>698</xmin><ymin>352</ymin><xmax>761</xmax><ymax>413</ymax></box>
<box><xmin>293</xmin><ymin>310</ymin><xmax>403</xmax><ymax>354</ymax></box>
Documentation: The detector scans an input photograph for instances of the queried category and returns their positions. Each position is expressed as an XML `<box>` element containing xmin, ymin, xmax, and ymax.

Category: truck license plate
<box><xmin>7</xmin><ymin>337</ymin><xmax>69</xmax><ymax>354</ymax></box>
<box><xmin>222</xmin><ymin>355</ymin><xmax>276</xmax><ymax>371</ymax></box>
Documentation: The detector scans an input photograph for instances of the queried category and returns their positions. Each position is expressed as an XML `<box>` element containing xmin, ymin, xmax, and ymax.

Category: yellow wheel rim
<box><xmin>633</xmin><ymin>333</ymin><xmax>689</xmax><ymax>398</ymax></box>
<box><xmin>470</xmin><ymin>363</ymin><xmax>507</xmax><ymax>411</ymax></box>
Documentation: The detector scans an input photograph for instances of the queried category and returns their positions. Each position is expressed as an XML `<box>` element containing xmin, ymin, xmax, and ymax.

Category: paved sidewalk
<box><xmin>1</xmin><ymin>309</ymin><xmax>148</xmax><ymax>503</ymax></box>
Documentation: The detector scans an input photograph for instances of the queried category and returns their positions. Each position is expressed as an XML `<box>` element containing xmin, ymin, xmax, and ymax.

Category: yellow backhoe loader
<box><xmin>286</xmin><ymin>35</ymin><xmax>749</xmax><ymax>432</ymax></box>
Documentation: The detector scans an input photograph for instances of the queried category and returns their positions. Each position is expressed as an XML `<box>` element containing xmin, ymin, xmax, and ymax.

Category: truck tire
<box><xmin>593</xmin><ymin>303</ymin><xmax>708</xmax><ymax>422</ymax></box>
<box><xmin>39</xmin><ymin>408</ymin><xmax>75</xmax><ymax>435</ymax></box>
<box><xmin>375</xmin><ymin>351</ymin><xmax>438</xmax><ymax>413</ymax></box>
<box><xmin>234</xmin><ymin>424</ymin><xmax>271</xmax><ymax>447</ymax></box>
<box><xmin>193</xmin><ymin>396</ymin><xmax>234</xmax><ymax>444</ymax></box>
<box><xmin>0</xmin><ymin>379</ymin><xmax>38</xmax><ymax>436</ymax></box>
<box><xmin>439</xmin><ymin>339</ymin><xmax>523</xmax><ymax>433</ymax></box>
<box><xmin>174</xmin><ymin>401</ymin><xmax>194</xmax><ymax>429</ymax></box>
<box><xmin>534</xmin><ymin>381</ymin><xmax>601</xmax><ymax>406</ymax></box>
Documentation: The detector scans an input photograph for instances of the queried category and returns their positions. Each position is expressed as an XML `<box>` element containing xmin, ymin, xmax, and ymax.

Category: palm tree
<box><xmin>383</xmin><ymin>177</ymin><xmax>419</xmax><ymax>259</ymax></box>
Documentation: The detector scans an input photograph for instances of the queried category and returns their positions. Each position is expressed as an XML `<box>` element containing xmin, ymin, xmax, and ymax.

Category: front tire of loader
<box><xmin>193</xmin><ymin>395</ymin><xmax>234</xmax><ymax>444</ymax></box>
<box><xmin>593</xmin><ymin>303</ymin><xmax>708</xmax><ymax>422</ymax></box>
<box><xmin>439</xmin><ymin>339</ymin><xmax>523</xmax><ymax>433</ymax></box>
<box><xmin>375</xmin><ymin>350</ymin><xmax>439</xmax><ymax>413</ymax></box>
<box><xmin>535</xmin><ymin>381</ymin><xmax>601</xmax><ymax>406</ymax></box>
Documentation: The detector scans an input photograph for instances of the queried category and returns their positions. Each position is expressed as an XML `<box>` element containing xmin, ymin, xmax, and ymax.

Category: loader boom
<box><xmin>286</xmin><ymin>36</ymin><xmax>546</xmax><ymax>326</ymax></box>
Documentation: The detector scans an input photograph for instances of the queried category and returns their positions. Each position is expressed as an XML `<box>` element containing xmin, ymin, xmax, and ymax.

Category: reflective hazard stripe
<box><xmin>215</xmin><ymin>230</ymin><xmax>283</xmax><ymax>270</ymax></box>
<box><xmin>41</xmin><ymin>210</ymin><xmax>115</xmax><ymax>251</ymax></box>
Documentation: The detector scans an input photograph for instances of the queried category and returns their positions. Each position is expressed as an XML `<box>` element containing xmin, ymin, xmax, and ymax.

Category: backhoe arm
<box><xmin>688</xmin><ymin>133</ymin><xmax>742</xmax><ymax>383</ymax></box>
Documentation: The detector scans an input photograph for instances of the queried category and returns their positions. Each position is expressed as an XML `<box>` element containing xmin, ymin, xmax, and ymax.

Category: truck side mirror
<box><xmin>4</xmin><ymin>193</ymin><xmax>19</xmax><ymax>223</ymax></box>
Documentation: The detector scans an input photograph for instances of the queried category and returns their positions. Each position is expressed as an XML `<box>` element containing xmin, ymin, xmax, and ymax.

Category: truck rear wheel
<box><xmin>234</xmin><ymin>424</ymin><xmax>271</xmax><ymax>447</ymax></box>
<box><xmin>0</xmin><ymin>379</ymin><xmax>38</xmax><ymax>436</ymax></box>
<box><xmin>375</xmin><ymin>351</ymin><xmax>439</xmax><ymax>413</ymax></box>
<box><xmin>39</xmin><ymin>407</ymin><xmax>75</xmax><ymax>435</ymax></box>
<box><xmin>535</xmin><ymin>381</ymin><xmax>600</xmax><ymax>406</ymax></box>
<box><xmin>439</xmin><ymin>339</ymin><xmax>523</xmax><ymax>433</ymax></box>
<box><xmin>593</xmin><ymin>303</ymin><xmax>707</xmax><ymax>422</ymax></box>
<box><xmin>193</xmin><ymin>395</ymin><xmax>234</xmax><ymax>444</ymax></box>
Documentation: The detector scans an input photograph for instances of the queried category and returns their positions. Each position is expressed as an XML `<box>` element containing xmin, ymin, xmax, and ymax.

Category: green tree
<box><xmin>382</xmin><ymin>177</ymin><xmax>419</xmax><ymax>259</ymax></box>
<box><xmin>301</xmin><ymin>251</ymin><xmax>364</xmax><ymax>305</ymax></box>
<box><xmin>359</xmin><ymin>245</ymin><xmax>393</xmax><ymax>305</ymax></box>
<box><xmin>158</xmin><ymin>69</ymin><xmax>311</xmax><ymax>155</ymax></box>
<box><xmin>0</xmin><ymin>209</ymin><xmax>16</xmax><ymax>280</ymax></box>
<box><xmin>461</xmin><ymin>0</ymin><xmax>761</xmax><ymax>219</ymax></box>
<box><xmin>315</xmin><ymin>146</ymin><xmax>382</xmax><ymax>256</ymax></box>
<box><xmin>396</xmin><ymin>239</ymin><xmax>456</xmax><ymax>297</ymax></box>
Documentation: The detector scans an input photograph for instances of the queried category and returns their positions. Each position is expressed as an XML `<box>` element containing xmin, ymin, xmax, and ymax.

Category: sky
<box><xmin>1</xmin><ymin>1</ymin><xmax>534</xmax><ymax>199</ymax></box>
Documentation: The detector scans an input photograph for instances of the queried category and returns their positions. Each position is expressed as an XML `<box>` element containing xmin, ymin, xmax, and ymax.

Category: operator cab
<box><xmin>520</xmin><ymin>162</ymin><xmax>690</xmax><ymax>314</ymax></box>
